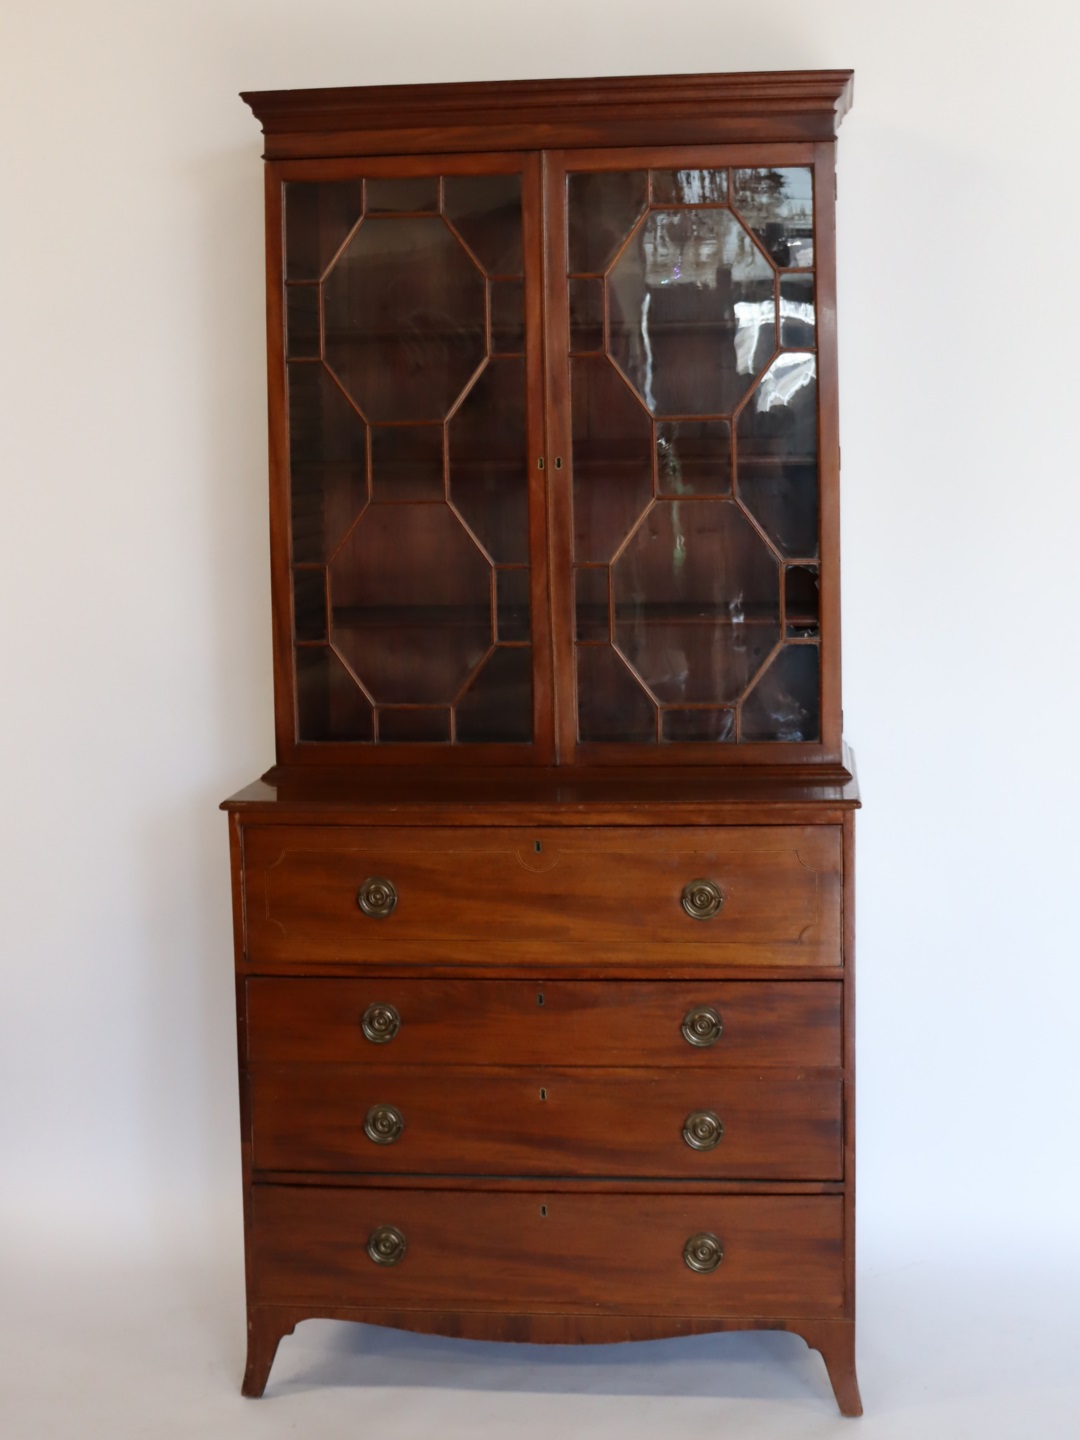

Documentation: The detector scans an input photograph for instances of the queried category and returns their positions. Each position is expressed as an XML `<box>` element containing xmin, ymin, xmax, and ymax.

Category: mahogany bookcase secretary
<box><xmin>225</xmin><ymin>69</ymin><xmax>861</xmax><ymax>1416</ymax></box>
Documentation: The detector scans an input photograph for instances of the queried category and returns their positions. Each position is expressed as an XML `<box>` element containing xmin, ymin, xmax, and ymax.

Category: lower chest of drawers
<box><xmin>230</xmin><ymin>816</ymin><xmax>855</xmax><ymax>1406</ymax></box>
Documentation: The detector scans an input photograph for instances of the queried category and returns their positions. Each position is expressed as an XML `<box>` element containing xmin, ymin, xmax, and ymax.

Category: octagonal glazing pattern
<box><xmin>323</xmin><ymin>215</ymin><xmax>487</xmax><ymax>423</ymax></box>
<box><xmin>567</xmin><ymin>164</ymin><xmax>820</xmax><ymax>744</ymax></box>
<box><xmin>284</xmin><ymin>170</ymin><xmax>534</xmax><ymax>745</ymax></box>
<box><xmin>612</xmin><ymin>500</ymin><xmax>780</xmax><ymax>704</ymax></box>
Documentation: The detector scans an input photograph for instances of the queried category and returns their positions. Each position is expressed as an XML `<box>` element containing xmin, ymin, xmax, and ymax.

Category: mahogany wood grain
<box><xmin>243</xmin><ymin>824</ymin><xmax>841</xmax><ymax>966</ymax></box>
<box><xmin>246</xmin><ymin>977</ymin><xmax>843</xmax><ymax>1068</ymax></box>
<box><xmin>251</xmin><ymin>1185</ymin><xmax>845</xmax><ymax>1316</ymax></box>
<box><xmin>248</xmin><ymin>1065</ymin><xmax>843</xmax><ymax>1179</ymax></box>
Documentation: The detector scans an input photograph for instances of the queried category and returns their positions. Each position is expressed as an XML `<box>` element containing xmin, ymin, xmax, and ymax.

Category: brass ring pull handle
<box><xmin>367</xmin><ymin>1224</ymin><xmax>407</xmax><ymax>1267</ymax></box>
<box><xmin>681</xmin><ymin>879</ymin><xmax>723</xmax><ymax>920</ymax></box>
<box><xmin>682</xmin><ymin>1110</ymin><xmax>724</xmax><ymax>1150</ymax></box>
<box><xmin>683</xmin><ymin>1232</ymin><xmax>724</xmax><ymax>1273</ymax></box>
<box><xmin>681</xmin><ymin>1005</ymin><xmax>723</xmax><ymax>1048</ymax></box>
<box><xmin>358</xmin><ymin>877</ymin><xmax>397</xmax><ymax>918</ymax></box>
<box><xmin>364</xmin><ymin>1103</ymin><xmax>404</xmax><ymax>1145</ymax></box>
<box><xmin>361</xmin><ymin>1002</ymin><xmax>401</xmax><ymax>1044</ymax></box>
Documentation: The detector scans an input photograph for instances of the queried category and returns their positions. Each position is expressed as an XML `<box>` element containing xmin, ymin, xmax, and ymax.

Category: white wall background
<box><xmin>2</xmin><ymin>0</ymin><xmax>1078</xmax><ymax>1287</ymax></box>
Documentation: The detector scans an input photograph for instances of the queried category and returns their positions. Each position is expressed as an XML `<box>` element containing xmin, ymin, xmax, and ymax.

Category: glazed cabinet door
<box><xmin>544</xmin><ymin>147</ymin><xmax>841</xmax><ymax>765</ymax></box>
<box><xmin>270</xmin><ymin>153</ymin><xmax>553</xmax><ymax>763</ymax></box>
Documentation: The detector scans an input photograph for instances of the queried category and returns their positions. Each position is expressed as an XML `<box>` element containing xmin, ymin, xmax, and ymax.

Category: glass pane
<box><xmin>285</xmin><ymin>181</ymin><xmax>362</xmax><ymax>281</ymax></box>
<box><xmin>611</xmin><ymin>499</ymin><xmax>780</xmax><ymax>704</ymax></box>
<box><xmin>737</xmin><ymin>353</ymin><xmax>819</xmax><ymax>558</ymax></box>
<box><xmin>780</xmin><ymin>273</ymin><xmax>815</xmax><ymax>348</ymax></box>
<box><xmin>785</xmin><ymin>564</ymin><xmax>820</xmax><ymax>638</ymax></box>
<box><xmin>378</xmin><ymin>707</ymin><xmax>450</xmax><ymax>741</ymax></box>
<box><xmin>577</xmin><ymin>646</ymin><xmax>655</xmax><ymax>742</ymax></box>
<box><xmin>656</xmin><ymin>420</ymin><xmax>732</xmax><ymax>496</ymax></box>
<box><xmin>741</xmin><ymin>644</ymin><xmax>820</xmax><ymax>742</ymax></box>
<box><xmin>571</xmin><ymin>357</ymin><xmax>653</xmax><ymax>563</ymax></box>
<box><xmin>288</xmin><ymin>363</ymin><xmax>367</xmax><ymax>564</ymax></box>
<box><xmin>329</xmin><ymin>502</ymin><xmax>492</xmax><ymax>704</ymax></box>
<box><xmin>733</xmin><ymin>167</ymin><xmax>814</xmax><ymax>268</ymax></box>
<box><xmin>650</xmin><ymin>169</ymin><xmax>727</xmax><ymax>205</ymax></box>
<box><xmin>448</xmin><ymin>359</ymin><xmax>529</xmax><ymax>563</ymax></box>
<box><xmin>490</xmin><ymin>280</ymin><xmax>524</xmax><ymax>354</ymax></box>
<box><xmin>456</xmin><ymin>647</ymin><xmax>533</xmax><ymax>742</ymax></box>
<box><xmin>293</xmin><ymin>568</ymin><xmax>327</xmax><ymax>642</ymax></box>
<box><xmin>371</xmin><ymin>425</ymin><xmax>444</xmax><ymax>501</ymax></box>
<box><xmin>496</xmin><ymin>568</ymin><xmax>530</xmax><ymax>642</ymax></box>
<box><xmin>443</xmin><ymin>174</ymin><xmax>523</xmax><ymax>276</ymax></box>
<box><xmin>609</xmin><ymin>208</ymin><xmax>775</xmax><ymax>416</ymax></box>
<box><xmin>567</xmin><ymin>171</ymin><xmax>647</xmax><ymax>274</ymax></box>
<box><xmin>323</xmin><ymin>216</ymin><xmax>487</xmax><ymax>422</ymax></box>
<box><xmin>366</xmin><ymin>177</ymin><xmax>438</xmax><ymax>213</ymax></box>
<box><xmin>661</xmin><ymin>708</ymin><xmax>735</xmax><ymax>742</ymax></box>
<box><xmin>574</xmin><ymin>567</ymin><xmax>609</xmax><ymax>641</ymax></box>
<box><xmin>296</xmin><ymin>647</ymin><xmax>374</xmax><ymax>741</ymax></box>
<box><xmin>286</xmin><ymin>285</ymin><xmax>320</xmax><ymax>359</ymax></box>
<box><xmin>569</xmin><ymin>277</ymin><xmax>604</xmax><ymax>353</ymax></box>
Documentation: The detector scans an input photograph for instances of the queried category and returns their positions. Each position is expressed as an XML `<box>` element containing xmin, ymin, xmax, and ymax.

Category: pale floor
<box><xmin>2</xmin><ymin>1242</ymin><xmax>1078</xmax><ymax>1439</ymax></box>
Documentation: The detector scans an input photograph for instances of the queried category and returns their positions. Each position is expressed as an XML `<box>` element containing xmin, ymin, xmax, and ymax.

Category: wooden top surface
<box><xmin>221</xmin><ymin>753</ymin><xmax>860</xmax><ymax>824</ymax></box>
<box><xmin>241</xmin><ymin>70</ymin><xmax>854</xmax><ymax>159</ymax></box>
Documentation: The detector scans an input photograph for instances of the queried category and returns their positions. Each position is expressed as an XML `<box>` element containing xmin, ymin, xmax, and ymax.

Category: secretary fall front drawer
<box><xmin>242</xmin><ymin>826</ymin><xmax>842</xmax><ymax>968</ymax></box>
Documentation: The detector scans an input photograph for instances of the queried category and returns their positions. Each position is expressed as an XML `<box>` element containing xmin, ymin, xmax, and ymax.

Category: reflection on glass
<box><xmin>288</xmin><ymin>362</ymin><xmax>367</xmax><ymax>564</ymax></box>
<box><xmin>285</xmin><ymin>181</ymin><xmax>362</xmax><ymax>281</ymax></box>
<box><xmin>443</xmin><ymin>174</ymin><xmax>523</xmax><ymax>276</ymax></box>
<box><xmin>567</xmin><ymin>171</ymin><xmax>648</xmax><ymax>274</ymax></box>
<box><xmin>611</xmin><ymin>499</ymin><xmax>780</xmax><ymax>704</ymax></box>
<box><xmin>650</xmin><ymin>169</ymin><xmax>727</xmax><ymax>205</ymax></box>
<box><xmin>490</xmin><ymin>280</ymin><xmax>525</xmax><ymax>353</ymax></box>
<box><xmin>737</xmin><ymin>353</ymin><xmax>819</xmax><ymax>558</ymax></box>
<box><xmin>293</xmin><ymin>568</ymin><xmax>327</xmax><ymax>642</ymax></box>
<box><xmin>296</xmin><ymin>646</ymin><xmax>374</xmax><ymax>741</ymax></box>
<box><xmin>785</xmin><ymin>565</ymin><xmax>820</xmax><ymax>637</ymax></box>
<box><xmin>574</xmin><ymin>566</ymin><xmax>609</xmax><ymax>641</ymax></box>
<box><xmin>324</xmin><ymin>216</ymin><xmax>487</xmax><ymax>422</ymax></box>
<box><xmin>569</xmin><ymin>277</ymin><xmax>604</xmax><ymax>353</ymax></box>
<box><xmin>571</xmin><ymin>357</ymin><xmax>653</xmax><ymax>563</ymax></box>
<box><xmin>733</xmin><ymin>167</ymin><xmax>814</xmax><ymax>268</ymax></box>
<box><xmin>378</xmin><ymin>707</ymin><xmax>451</xmax><ymax>741</ymax></box>
<box><xmin>780</xmin><ymin>273</ymin><xmax>815</xmax><ymax>347</ymax></box>
<box><xmin>371</xmin><ymin>425</ymin><xmax>444</xmax><ymax>501</ymax></box>
<box><xmin>366</xmin><ymin>177</ymin><xmax>439</xmax><ymax>213</ymax></box>
<box><xmin>448</xmin><ymin>358</ymin><xmax>528</xmax><ymax>563</ymax></box>
<box><xmin>609</xmin><ymin>209</ymin><xmax>774</xmax><ymax>416</ymax></box>
<box><xmin>496</xmin><ymin>567</ymin><xmax>531</xmax><ymax>641</ymax></box>
<box><xmin>577</xmin><ymin>646</ymin><xmax>655</xmax><ymax>742</ymax></box>
<box><xmin>656</xmin><ymin>420</ymin><xmax>732</xmax><ymax>495</ymax></box>
<box><xmin>661</xmin><ymin>708</ymin><xmax>735</xmax><ymax>742</ymax></box>
<box><xmin>329</xmin><ymin>503</ymin><xmax>492</xmax><ymax>704</ymax></box>
<box><xmin>286</xmin><ymin>285</ymin><xmax>320</xmax><ymax>359</ymax></box>
<box><xmin>741</xmin><ymin>644</ymin><xmax>820</xmax><ymax>741</ymax></box>
<box><xmin>456</xmin><ymin>646</ymin><xmax>533</xmax><ymax>742</ymax></box>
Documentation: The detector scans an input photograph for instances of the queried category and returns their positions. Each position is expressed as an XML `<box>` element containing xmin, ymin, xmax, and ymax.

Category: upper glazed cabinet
<box><xmin>248</xmin><ymin>72</ymin><xmax>851</xmax><ymax>771</ymax></box>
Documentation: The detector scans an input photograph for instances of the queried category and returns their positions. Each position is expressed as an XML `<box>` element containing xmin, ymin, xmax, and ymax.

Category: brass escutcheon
<box><xmin>683</xmin><ymin>1232</ymin><xmax>724</xmax><ymax>1273</ymax></box>
<box><xmin>681</xmin><ymin>879</ymin><xmax>723</xmax><ymax>921</ymax></box>
<box><xmin>364</xmin><ymin>1103</ymin><xmax>404</xmax><ymax>1145</ymax></box>
<box><xmin>367</xmin><ymin>1224</ymin><xmax>407</xmax><ymax>1266</ymax></box>
<box><xmin>682</xmin><ymin>1110</ymin><xmax>724</xmax><ymax>1150</ymax></box>
<box><xmin>358</xmin><ymin>877</ymin><xmax>397</xmax><ymax>918</ymax></box>
<box><xmin>361</xmin><ymin>1002</ymin><xmax>401</xmax><ymax>1044</ymax></box>
<box><xmin>681</xmin><ymin>1005</ymin><xmax>724</xmax><ymax>1048</ymax></box>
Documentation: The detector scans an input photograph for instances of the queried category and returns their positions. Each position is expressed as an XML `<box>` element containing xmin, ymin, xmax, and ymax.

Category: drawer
<box><xmin>247</xmin><ymin>978</ymin><xmax>843</xmax><ymax>1067</ymax></box>
<box><xmin>242</xmin><ymin>825</ymin><xmax>842</xmax><ymax>968</ymax></box>
<box><xmin>251</xmin><ymin>1185</ymin><xmax>845</xmax><ymax>1317</ymax></box>
<box><xmin>249</xmin><ymin>1066</ymin><xmax>843</xmax><ymax>1179</ymax></box>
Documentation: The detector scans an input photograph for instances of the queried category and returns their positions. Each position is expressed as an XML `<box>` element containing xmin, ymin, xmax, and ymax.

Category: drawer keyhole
<box><xmin>534</xmin><ymin>840</ymin><xmax>542</xmax><ymax>853</ymax></box>
<box><xmin>540</xmin><ymin>1204</ymin><xmax>548</xmax><ymax>1217</ymax></box>
<box><xmin>539</xmin><ymin>1087</ymin><xmax>547</xmax><ymax>1100</ymax></box>
<box><xmin>537</xmin><ymin>993</ymin><xmax>545</xmax><ymax>1006</ymax></box>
